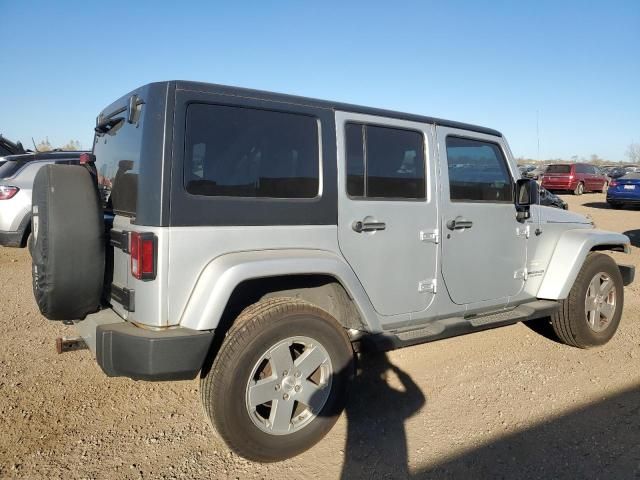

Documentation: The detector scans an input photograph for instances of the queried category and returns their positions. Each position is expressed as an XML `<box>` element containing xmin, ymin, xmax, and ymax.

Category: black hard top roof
<box><xmin>171</xmin><ymin>80</ymin><xmax>503</xmax><ymax>137</ymax></box>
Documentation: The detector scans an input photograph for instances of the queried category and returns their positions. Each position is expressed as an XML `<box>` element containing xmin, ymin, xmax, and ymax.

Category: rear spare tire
<box><xmin>31</xmin><ymin>165</ymin><xmax>104</xmax><ymax>320</ymax></box>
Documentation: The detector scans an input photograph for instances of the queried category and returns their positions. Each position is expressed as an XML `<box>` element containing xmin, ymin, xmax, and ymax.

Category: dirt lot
<box><xmin>1</xmin><ymin>193</ymin><xmax>639</xmax><ymax>479</ymax></box>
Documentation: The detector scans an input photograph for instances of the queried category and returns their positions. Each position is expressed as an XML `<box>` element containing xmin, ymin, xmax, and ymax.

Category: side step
<box><xmin>361</xmin><ymin>300</ymin><xmax>559</xmax><ymax>352</ymax></box>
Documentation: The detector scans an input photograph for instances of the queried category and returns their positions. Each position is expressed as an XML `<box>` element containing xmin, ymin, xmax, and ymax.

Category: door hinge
<box><xmin>420</xmin><ymin>229</ymin><xmax>439</xmax><ymax>244</ymax></box>
<box><xmin>514</xmin><ymin>268</ymin><xmax>528</xmax><ymax>280</ymax></box>
<box><xmin>418</xmin><ymin>279</ymin><xmax>437</xmax><ymax>293</ymax></box>
<box><xmin>516</xmin><ymin>225</ymin><xmax>530</xmax><ymax>239</ymax></box>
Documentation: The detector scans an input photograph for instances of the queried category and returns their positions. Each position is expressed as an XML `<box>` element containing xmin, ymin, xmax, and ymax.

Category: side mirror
<box><xmin>515</xmin><ymin>178</ymin><xmax>539</xmax><ymax>220</ymax></box>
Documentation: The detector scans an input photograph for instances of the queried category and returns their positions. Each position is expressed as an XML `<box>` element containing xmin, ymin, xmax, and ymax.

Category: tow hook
<box><xmin>55</xmin><ymin>336</ymin><xmax>88</xmax><ymax>354</ymax></box>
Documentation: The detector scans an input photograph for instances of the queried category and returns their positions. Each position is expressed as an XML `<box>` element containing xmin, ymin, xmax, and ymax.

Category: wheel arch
<box><xmin>179</xmin><ymin>249</ymin><xmax>381</xmax><ymax>333</ymax></box>
<box><xmin>537</xmin><ymin>229</ymin><xmax>630</xmax><ymax>300</ymax></box>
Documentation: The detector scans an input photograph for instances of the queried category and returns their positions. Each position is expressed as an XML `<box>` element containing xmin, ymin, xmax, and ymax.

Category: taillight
<box><xmin>79</xmin><ymin>153</ymin><xmax>96</xmax><ymax>165</ymax></box>
<box><xmin>609</xmin><ymin>180</ymin><xmax>617</xmax><ymax>187</ymax></box>
<box><xmin>130</xmin><ymin>232</ymin><xmax>157</xmax><ymax>280</ymax></box>
<box><xmin>0</xmin><ymin>185</ymin><xmax>19</xmax><ymax>200</ymax></box>
<box><xmin>569</xmin><ymin>175</ymin><xmax>574</xmax><ymax>180</ymax></box>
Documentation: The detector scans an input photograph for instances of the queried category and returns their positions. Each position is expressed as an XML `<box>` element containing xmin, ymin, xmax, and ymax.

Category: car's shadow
<box><xmin>583</xmin><ymin>202</ymin><xmax>640</xmax><ymax>211</ymax></box>
<box><xmin>333</xmin><ymin>354</ymin><xmax>640</xmax><ymax>479</ymax></box>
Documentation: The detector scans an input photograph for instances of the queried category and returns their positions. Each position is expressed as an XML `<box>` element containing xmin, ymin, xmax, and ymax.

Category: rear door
<box><xmin>437</xmin><ymin>127</ymin><xmax>525</xmax><ymax>305</ymax></box>
<box><xmin>336</xmin><ymin>112</ymin><xmax>438</xmax><ymax>320</ymax></box>
<box><xmin>94</xmin><ymin>101</ymin><xmax>145</xmax><ymax>319</ymax></box>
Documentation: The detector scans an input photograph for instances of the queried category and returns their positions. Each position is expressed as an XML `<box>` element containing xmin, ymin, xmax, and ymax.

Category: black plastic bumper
<box><xmin>0</xmin><ymin>229</ymin><xmax>24</xmax><ymax>247</ymax></box>
<box><xmin>619</xmin><ymin>264</ymin><xmax>635</xmax><ymax>286</ymax></box>
<box><xmin>96</xmin><ymin>322</ymin><xmax>214</xmax><ymax>381</ymax></box>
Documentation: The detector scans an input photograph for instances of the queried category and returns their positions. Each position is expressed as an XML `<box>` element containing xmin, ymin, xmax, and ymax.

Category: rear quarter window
<box><xmin>184</xmin><ymin>103</ymin><xmax>320</xmax><ymax>199</ymax></box>
<box><xmin>546</xmin><ymin>165</ymin><xmax>571</xmax><ymax>174</ymax></box>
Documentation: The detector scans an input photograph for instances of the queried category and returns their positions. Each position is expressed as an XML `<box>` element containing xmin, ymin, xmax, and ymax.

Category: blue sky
<box><xmin>1</xmin><ymin>0</ymin><xmax>638</xmax><ymax>160</ymax></box>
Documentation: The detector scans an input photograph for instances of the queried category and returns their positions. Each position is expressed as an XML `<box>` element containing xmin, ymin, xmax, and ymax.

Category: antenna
<box><xmin>536</xmin><ymin>110</ymin><xmax>540</xmax><ymax>162</ymax></box>
<box><xmin>32</xmin><ymin>137</ymin><xmax>39</xmax><ymax>152</ymax></box>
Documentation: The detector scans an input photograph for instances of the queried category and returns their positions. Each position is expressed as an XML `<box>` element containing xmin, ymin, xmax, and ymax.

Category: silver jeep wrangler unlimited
<box><xmin>31</xmin><ymin>81</ymin><xmax>634</xmax><ymax>462</ymax></box>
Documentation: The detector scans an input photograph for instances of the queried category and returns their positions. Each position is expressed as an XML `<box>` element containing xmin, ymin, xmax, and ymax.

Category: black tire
<box><xmin>550</xmin><ymin>253</ymin><xmax>624</xmax><ymax>348</ymax></box>
<box><xmin>573</xmin><ymin>182</ymin><xmax>584</xmax><ymax>195</ymax></box>
<box><xmin>31</xmin><ymin>165</ymin><xmax>104</xmax><ymax>320</ymax></box>
<box><xmin>201</xmin><ymin>297</ymin><xmax>354</xmax><ymax>462</ymax></box>
<box><xmin>608</xmin><ymin>203</ymin><xmax>623</xmax><ymax>210</ymax></box>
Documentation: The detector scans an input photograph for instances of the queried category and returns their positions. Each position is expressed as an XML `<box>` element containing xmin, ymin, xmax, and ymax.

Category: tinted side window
<box><xmin>345</xmin><ymin>123</ymin><xmax>425</xmax><ymax>199</ymax></box>
<box><xmin>184</xmin><ymin>104</ymin><xmax>319</xmax><ymax>198</ymax></box>
<box><xmin>345</xmin><ymin>123</ymin><xmax>365</xmax><ymax>197</ymax></box>
<box><xmin>446</xmin><ymin>136</ymin><xmax>513</xmax><ymax>202</ymax></box>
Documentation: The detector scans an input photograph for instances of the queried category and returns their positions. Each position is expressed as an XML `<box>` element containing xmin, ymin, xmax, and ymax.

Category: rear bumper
<box><xmin>541</xmin><ymin>182</ymin><xmax>576</xmax><ymax>191</ymax></box>
<box><xmin>607</xmin><ymin>196</ymin><xmax>640</xmax><ymax>204</ymax></box>
<box><xmin>0</xmin><ymin>229</ymin><xmax>23</xmax><ymax>247</ymax></box>
<box><xmin>75</xmin><ymin>309</ymin><xmax>214</xmax><ymax>381</ymax></box>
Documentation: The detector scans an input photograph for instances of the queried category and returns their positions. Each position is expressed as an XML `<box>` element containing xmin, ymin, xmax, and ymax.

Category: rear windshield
<box><xmin>94</xmin><ymin>106</ymin><xmax>144</xmax><ymax>217</ymax></box>
<box><xmin>546</xmin><ymin>165</ymin><xmax>571</xmax><ymax>174</ymax></box>
<box><xmin>0</xmin><ymin>160</ymin><xmax>27</xmax><ymax>179</ymax></box>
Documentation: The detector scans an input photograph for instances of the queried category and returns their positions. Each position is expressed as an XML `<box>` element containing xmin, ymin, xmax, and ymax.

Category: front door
<box><xmin>437</xmin><ymin>127</ymin><xmax>525</xmax><ymax>305</ymax></box>
<box><xmin>336</xmin><ymin>111</ymin><xmax>438</xmax><ymax>318</ymax></box>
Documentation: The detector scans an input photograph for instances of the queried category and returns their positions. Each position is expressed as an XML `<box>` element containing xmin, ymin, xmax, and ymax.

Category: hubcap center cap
<box><xmin>281</xmin><ymin>376</ymin><xmax>298</xmax><ymax>393</ymax></box>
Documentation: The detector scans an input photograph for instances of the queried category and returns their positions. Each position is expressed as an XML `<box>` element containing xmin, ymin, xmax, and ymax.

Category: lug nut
<box><xmin>283</xmin><ymin>370</ymin><xmax>288</xmax><ymax>376</ymax></box>
<box><xmin>283</xmin><ymin>393</ymin><xmax>289</xmax><ymax>400</ymax></box>
<box><xmin>294</xmin><ymin>385</ymin><xmax>301</xmax><ymax>392</ymax></box>
<box><xmin>294</xmin><ymin>371</ymin><xmax>301</xmax><ymax>378</ymax></box>
<box><xmin>275</xmin><ymin>384</ymin><xmax>281</xmax><ymax>391</ymax></box>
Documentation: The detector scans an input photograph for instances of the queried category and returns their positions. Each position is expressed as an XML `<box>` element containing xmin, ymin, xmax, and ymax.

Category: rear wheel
<box><xmin>551</xmin><ymin>253</ymin><xmax>623</xmax><ymax>348</ymax></box>
<box><xmin>201</xmin><ymin>298</ymin><xmax>354</xmax><ymax>462</ymax></box>
<box><xmin>573</xmin><ymin>182</ymin><xmax>584</xmax><ymax>195</ymax></box>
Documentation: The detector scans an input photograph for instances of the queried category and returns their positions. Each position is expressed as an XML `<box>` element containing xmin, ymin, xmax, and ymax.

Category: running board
<box><xmin>360</xmin><ymin>300</ymin><xmax>559</xmax><ymax>352</ymax></box>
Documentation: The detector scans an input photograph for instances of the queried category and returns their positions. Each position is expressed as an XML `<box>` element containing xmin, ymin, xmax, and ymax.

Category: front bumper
<box><xmin>619</xmin><ymin>264</ymin><xmax>635</xmax><ymax>286</ymax></box>
<box><xmin>75</xmin><ymin>309</ymin><xmax>214</xmax><ymax>381</ymax></box>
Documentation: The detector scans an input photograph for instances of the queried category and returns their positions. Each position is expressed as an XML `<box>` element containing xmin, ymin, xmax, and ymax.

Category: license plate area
<box><xmin>624</xmin><ymin>185</ymin><xmax>636</xmax><ymax>190</ymax></box>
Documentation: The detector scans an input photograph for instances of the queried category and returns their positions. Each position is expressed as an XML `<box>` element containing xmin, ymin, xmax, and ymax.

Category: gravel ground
<box><xmin>1</xmin><ymin>193</ymin><xmax>639</xmax><ymax>479</ymax></box>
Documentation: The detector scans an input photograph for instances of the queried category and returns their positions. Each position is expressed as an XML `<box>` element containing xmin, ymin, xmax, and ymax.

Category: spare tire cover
<box><xmin>31</xmin><ymin>164</ymin><xmax>104</xmax><ymax>320</ymax></box>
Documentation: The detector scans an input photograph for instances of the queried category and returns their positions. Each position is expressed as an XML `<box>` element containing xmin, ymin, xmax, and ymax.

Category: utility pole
<box><xmin>536</xmin><ymin>110</ymin><xmax>540</xmax><ymax>162</ymax></box>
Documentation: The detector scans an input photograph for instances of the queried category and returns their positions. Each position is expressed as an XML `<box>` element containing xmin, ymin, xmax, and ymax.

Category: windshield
<box><xmin>546</xmin><ymin>165</ymin><xmax>571</xmax><ymax>174</ymax></box>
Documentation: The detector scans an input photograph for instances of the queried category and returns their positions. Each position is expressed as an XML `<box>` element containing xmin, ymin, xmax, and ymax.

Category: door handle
<box><xmin>446</xmin><ymin>216</ymin><xmax>473</xmax><ymax>230</ymax></box>
<box><xmin>352</xmin><ymin>220</ymin><xmax>386</xmax><ymax>233</ymax></box>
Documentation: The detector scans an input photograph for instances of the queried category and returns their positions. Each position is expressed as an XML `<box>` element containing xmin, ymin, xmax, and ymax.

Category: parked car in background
<box><xmin>0</xmin><ymin>150</ymin><xmax>88</xmax><ymax>247</ymax></box>
<box><xmin>525</xmin><ymin>165</ymin><xmax>547</xmax><ymax>180</ymax></box>
<box><xmin>541</xmin><ymin>163</ymin><xmax>608</xmax><ymax>195</ymax></box>
<box><xmin>607</xmin><ymin>173</ymin><xmax>640</xmax><ymax>209</ymax></box>
<box><xmin>539</xmin><ymin>187</ymin><xmax>568</xmax><ymax>210</ymax></box>
<box><xmin>0</xmin><ymin>134</ymin><xmax>26</xmax><ymax>157</ymax></box>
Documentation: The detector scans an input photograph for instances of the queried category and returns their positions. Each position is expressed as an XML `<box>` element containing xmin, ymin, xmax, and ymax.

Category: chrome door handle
<box><xmin>446</xmin><ymin>217</ymin><xmax>473</xmax><ymax>230</ymax></box>
<box><xmin>352</xmin><ymin>220</ymin><xmax>386</xmax><ymax>233</ymax></box>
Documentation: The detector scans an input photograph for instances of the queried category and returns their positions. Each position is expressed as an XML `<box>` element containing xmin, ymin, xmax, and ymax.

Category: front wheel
<box><xmin>551</xmin><ymin>253</ymin><xmax>624</xmax><ymax>348</ymax></box>
<box><xmin>201</xmin><ymin>298</ymin><xmax>354</xmax><ymax>462</ymax></box>
<box><xmin>573</xmin><ymin>182</ymin><xmax>584</xmax><ymax>195</ymax></box>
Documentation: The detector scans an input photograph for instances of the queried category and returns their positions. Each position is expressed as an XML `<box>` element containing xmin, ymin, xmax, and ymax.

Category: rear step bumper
<box><xmin>75</xmin><ymin>310</ymin><xmax>214</xmax><ymax>381</ymax></box>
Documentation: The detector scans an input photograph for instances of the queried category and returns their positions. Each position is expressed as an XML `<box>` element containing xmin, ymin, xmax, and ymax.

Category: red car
<box><xmin>541</xmin><ymin>163</ymin><xmax>609</xmax><ymax>195</ymax></box>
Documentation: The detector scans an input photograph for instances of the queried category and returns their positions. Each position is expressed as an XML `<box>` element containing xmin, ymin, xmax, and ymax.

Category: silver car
<box><xmin>30</xmin><ymin>81</ymin><xmax>635</xmax><ymax>462</ymax></box>
<box><xmin>0</xmin><ymin>151</ymin><xmax>87</xmax><ymax>246</ymax></box>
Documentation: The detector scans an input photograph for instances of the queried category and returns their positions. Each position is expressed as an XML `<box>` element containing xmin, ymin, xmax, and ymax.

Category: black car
<box><xmin>540</xmin><ymin>187</ymin><xmax>568</xmax><ymax>210</ymax></box>
<box><xmin>0</xmin><ymin>134</ymin><xmax>26</xmax><ymax>157</ymax></box>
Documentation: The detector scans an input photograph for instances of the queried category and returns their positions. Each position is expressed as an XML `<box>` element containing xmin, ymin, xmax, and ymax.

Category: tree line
<box><xmin>517</xmin><ymin>143</ymin><xmax>640</xmax><ymax>166</ymax></box>
<box><xmin>34</xmin><ymin>138</ymin><xmax>83</xmax><ymax>152</ymax></box>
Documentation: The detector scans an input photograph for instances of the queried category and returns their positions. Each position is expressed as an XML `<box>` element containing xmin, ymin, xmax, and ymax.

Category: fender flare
<box><xmin>178</xmin><ymin>249</ymin><xmax>381</xmax><ymax>332</ymax></box>
<box><xmin>537</xmin><ymin>229</ymin><xmax>630</xmax><ymax>300</ymax></box>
